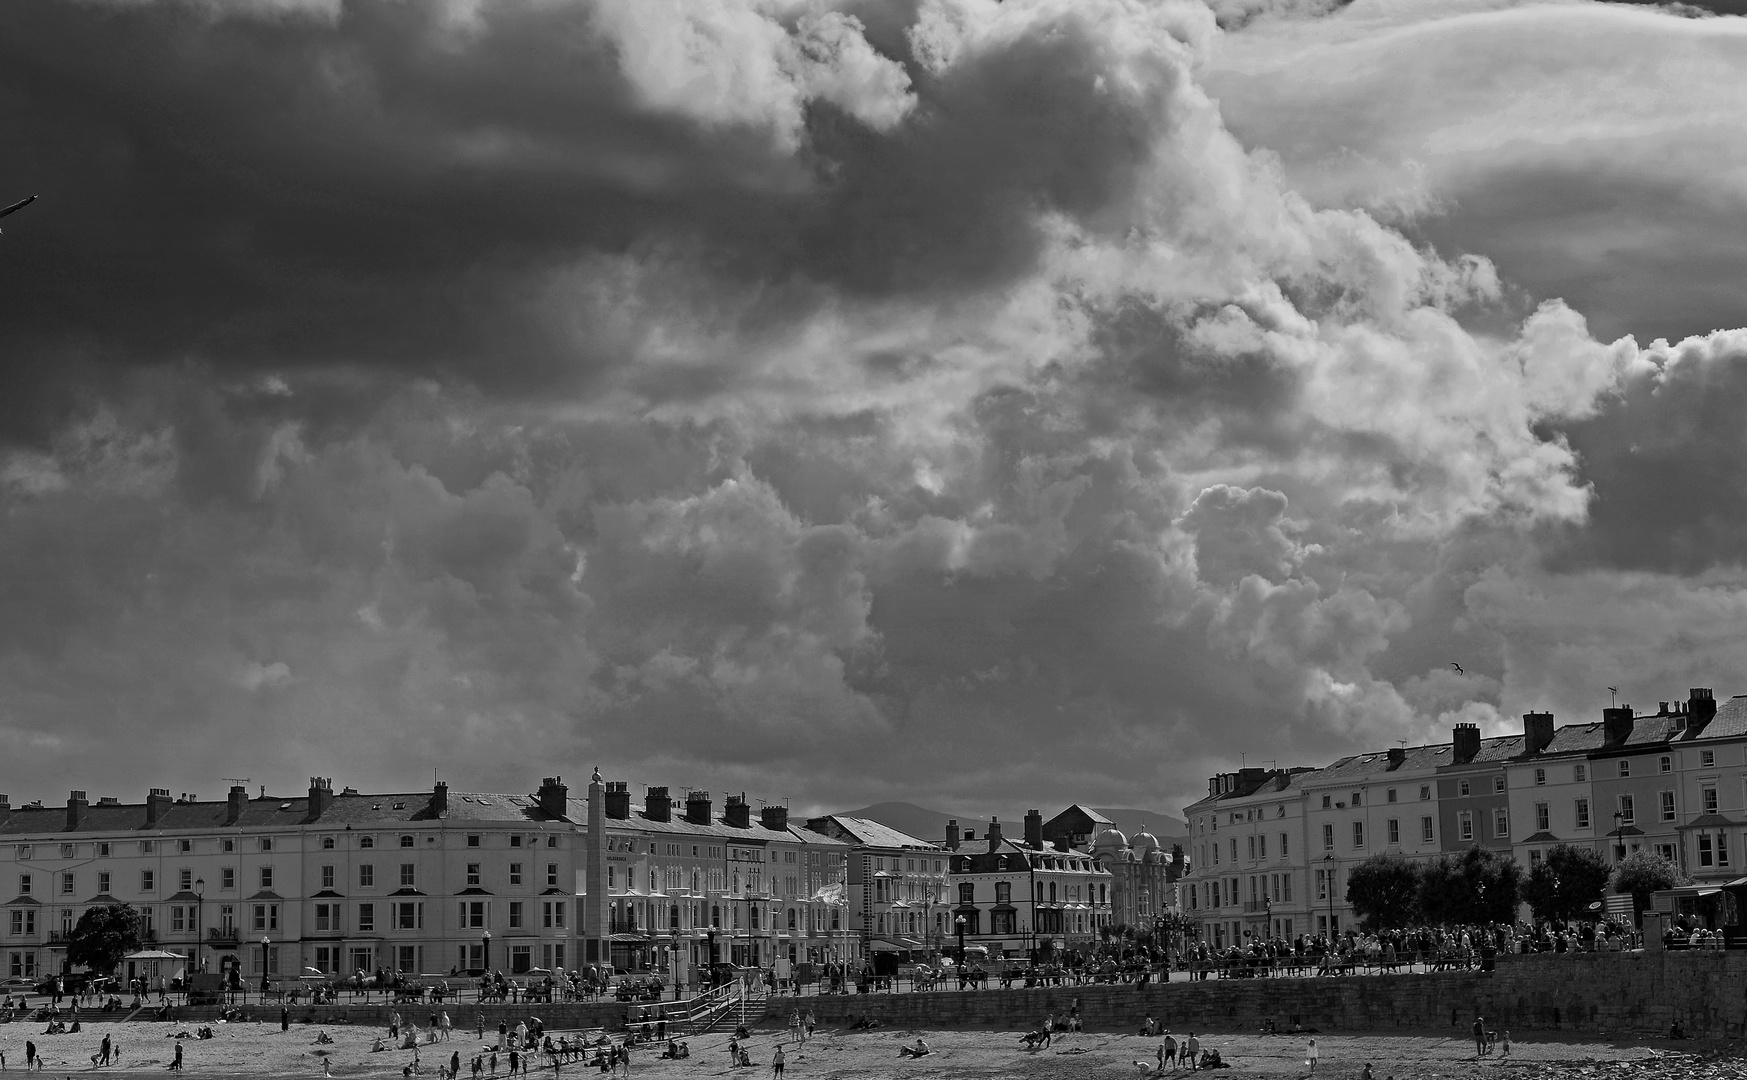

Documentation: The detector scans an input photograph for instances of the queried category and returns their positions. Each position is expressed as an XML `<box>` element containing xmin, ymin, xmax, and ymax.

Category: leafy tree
<box><xmin>1419</xmin><ymin>846</ymin><xmax>1522</xmax><ymax>926</ymax></box>
<box><xmin>1522</xmin><ymin>845</ymin><xmax>1612</xmax><ymax>924</ymax></box>
<box><xmin>1610</xmin><ymin>850</ymin><xmax>1688</xmax><ymax>923</ymax></box>
<box><xmin>66</xmin><ymin>904</ymin><xmax>142</xmax><ymax>975</ymax></box>
<box><xmin>1345</xmin><ymin>854</ymin><xmax>1423</xmax><ymax>931</ymax></box>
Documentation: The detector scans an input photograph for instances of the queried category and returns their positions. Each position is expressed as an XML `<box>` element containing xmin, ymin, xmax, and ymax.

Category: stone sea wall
<box><xmin>766</xmin><ymin>951</ymin><xmax>1747</xmax><ymax>1039</ymax></box>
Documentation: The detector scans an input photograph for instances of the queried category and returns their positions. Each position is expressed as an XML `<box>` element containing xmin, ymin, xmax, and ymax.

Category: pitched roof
<box><xmin>806</xmin><ymin>816</ymin><xmax>939</xmax><ymax>852</ymax></box>
<box><xmin>1689</xmin><ymin>696</ymin><xmax>1747</xmax><ymax>741</ymax></box>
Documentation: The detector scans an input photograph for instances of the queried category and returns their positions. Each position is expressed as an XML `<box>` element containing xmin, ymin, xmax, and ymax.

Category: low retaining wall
<box><xmin>114</xmin><ymin>1000</ymin><xmax>660</xmax><ymax>1031</ymax></box>
<box><xmin>767</xmin><ymin>951</ymin><xmax>1747</xmax><ymax>1039</ymax></box>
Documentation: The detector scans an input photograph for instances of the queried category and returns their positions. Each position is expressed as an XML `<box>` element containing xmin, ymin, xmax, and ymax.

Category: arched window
<box><xmin>359</xmin><ymin>836</ymin><xmax>374</xmax><ymax>849</ymax></box>
<box><xmin>711</xmin><ymin>905</ymin><xmax>720</xmax><ymax>928</ymax></box>
<box><xmin>670</xmin><ymin>904</ymin><xmax>680</xmax><ymax>930</ymax></box>
<box><xmin>1049</xmin><ymin>881</ymin><xmax>1057</xmax><ymax>903</ymax></box>
<box><xmin>321</xmin><ymin>837</ymin><xmax>334</xmax><ymax>850</ymax></box>
<box><xmin>831</xmin><ymin>910</ymin><xmax>840</xmax><ymax>930</ymax></box>
<box><xmin>788</xmin><ymin>908</ymin><xmax>796</xmax><ymax>930</ymax></box>
<box><xmin>399</xmin><ymin>835</ymin><xmax>414</xmax><ymax>848</ymax></box>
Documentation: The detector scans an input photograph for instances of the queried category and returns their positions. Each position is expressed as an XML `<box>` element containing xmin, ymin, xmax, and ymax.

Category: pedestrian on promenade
<box><xmin>1306</xmin><ymin>1037</ymin><xmax>1318</xmax><ymax>1074</ymax></box>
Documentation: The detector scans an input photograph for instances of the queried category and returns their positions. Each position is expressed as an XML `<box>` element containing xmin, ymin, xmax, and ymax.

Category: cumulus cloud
<box><xmin>1</xmin><ymin>0</ymin><xmax>1744</xmax><ymax>816</ymax></box>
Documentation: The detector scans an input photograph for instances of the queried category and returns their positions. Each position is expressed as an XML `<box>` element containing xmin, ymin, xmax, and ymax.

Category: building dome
<box><xmin>1131</xmin><ymin>829</ymin><xmax>1159</xmax><ymax>857</ymax></box>
<box><xmin>1093</xmin><ymin>827</ymin><xmax>1128</xmax><ymax>854</ymax></box>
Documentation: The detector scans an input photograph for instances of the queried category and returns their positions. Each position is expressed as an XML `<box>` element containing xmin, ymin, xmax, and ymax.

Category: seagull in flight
<box><xmin>0</xmin><ymin>194</ymin><xmax>36</xmax><ymax>233</ymax></box>
<box><xmin>1450</xmin><ymin>662</ymin><xmax>1464</xmax><ymax>675</ymax></box>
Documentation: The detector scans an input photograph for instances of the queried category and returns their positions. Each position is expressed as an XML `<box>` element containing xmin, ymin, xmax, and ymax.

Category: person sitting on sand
<box><xmin>899</xmin><ymin>1039</ymin><xmax>932</xmax><ymax>1058</ymax></box>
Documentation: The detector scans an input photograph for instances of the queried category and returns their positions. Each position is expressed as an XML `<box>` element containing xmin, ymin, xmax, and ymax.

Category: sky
<box><xmin>2</xmin><ymin>0</ymin><xmax>1746</xmax><ymax>823</ymax></box>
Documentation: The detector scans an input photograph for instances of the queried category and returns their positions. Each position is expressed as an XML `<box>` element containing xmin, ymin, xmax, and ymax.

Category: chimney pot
<box><xmin>539</xmin><ymin>777</ymin><xmax>570</xmax><ymax>821</ymax></box>
<box><xmin>725</xmin><ymin>794</ymin><xmax>751</xmax><ymax>829</ymax></box>
<box><xmin>760</xmin><ymin>804</ymin><xmax>789</xmax><ymax>832</ymax></box>
<box><xmin>1603</xmin><ymin>706</ymin><xmax>1634</xmax><ymax>747</ymax></box>
<box><xmin>986</xmin><ymin>817</ymin><xmax>1003</xmax><ymax>853</ymax></box>
<box><xmin>686</xmin><ymin>790</ymin><xmax>712</xmax><ymax>826</ymax></box>
<box><xmin>1523</xmin><ymin>711</ymin><xmax>1555</xmax><ymax>756</ymax></box>
<box><xmin>604</xmin><ymin>782</ymin><xmax>631</xmax><ymax>820</ymax></box>
<box><xmin>145</xmin><ymin>788</ymin><xmax>173</xmax><ymax>829</ymax></box>
<box><xmin>1452</xmin><ymin>722</ymin><xmax>1482</xmax><ymax>764</ymax></box>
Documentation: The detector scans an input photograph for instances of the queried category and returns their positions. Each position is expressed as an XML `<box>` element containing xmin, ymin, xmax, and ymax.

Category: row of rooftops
<box><xmin>1189</xmin><ymin>688</ymin><xmax>1747</xmax><ymax>811</ymax></box>
<box><xmin>0</xmin><ymin>775</ymin><xmax>846</xmax><ymax>848</ymax></box>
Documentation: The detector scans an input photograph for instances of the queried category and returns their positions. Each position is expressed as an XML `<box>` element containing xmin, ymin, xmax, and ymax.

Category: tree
<box><xmin>1345</xmin><ymin>854</ymin><xmax>1423</xmax><ymax>931</ymax></box>
<box><xmin>1419</xmin><ymin>846</ymin><xmax>1522</xmax><ymax>926</ymax></box>
<box><xmin>66</xmin><ymin>904</ymin><xmax>142</xmax><ymax>976</ymax></box>
<box><xmin>1610</xmin><ymin>850</ymin><xmax>1687</xmax><ymax>924</ymax></box>
<box><xmin>1522</xmin><ymin>845</ymin><xmax>1611</xmax><ymax>924</ymax></box>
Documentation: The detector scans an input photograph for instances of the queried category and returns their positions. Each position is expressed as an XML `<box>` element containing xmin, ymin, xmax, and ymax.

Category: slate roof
<box><xmin>0</xmin><ymin>784</ymin><xmax>852</xmax><ymax>848</ymax></box>
<box><xmin>1311</xmin><ymin>743</ymin><xmax>1455</xmax><ymax>781</ymax></box>
<box><xmin>1528</xmin><ymin>723</ymin><xmax>1607</xmax><ymax>758</ymax></box>
<box><xmin>805</xmin><ymin>816</ymin><xmax>940</xmax><ymax>852</ymax></box>
<box><xmin>1688</xmin><ymin>696</ymin><xmax>1747</xmax><ymax>741</ymax></box>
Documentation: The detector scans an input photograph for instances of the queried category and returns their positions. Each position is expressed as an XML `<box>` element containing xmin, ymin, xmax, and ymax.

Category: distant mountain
<box><xmin>832</xmin><ymin>801</ymin><xmax>1188</xmax><ymax>850</ymax></box>
<box><xmin>831</xmin><ymin>801</ymin><xmax>956</xmax><ymax>842</ymax></box>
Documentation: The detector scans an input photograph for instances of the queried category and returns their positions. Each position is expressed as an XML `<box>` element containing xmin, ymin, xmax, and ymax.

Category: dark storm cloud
<box><xmin>1552</xmin><ymin>331</ymin><xmax>1747</xmax><ymax>574</ymax></box>
<box><xmin>7</xmin><ymin>0</ymin><xmax>1747</xmax><ymax>818</ymax></box>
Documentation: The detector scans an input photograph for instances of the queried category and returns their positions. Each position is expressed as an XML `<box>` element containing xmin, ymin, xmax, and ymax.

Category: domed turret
<box><xmin>1093</xmin><ymin>827</ymin><xmax>1128</xmax><ymax>854</ymax></box>
<box><xmin>1132</xmin><ymin>829</ymin><xmax>1159</xmax><ymax>858</ymax></box>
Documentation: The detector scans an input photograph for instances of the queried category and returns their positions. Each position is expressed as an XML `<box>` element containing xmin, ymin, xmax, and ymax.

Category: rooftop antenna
<box><xmin>1608</xmin><ymin>686</ymin><xmax>1619</xmax><ymax>706</ymax></box>
<box><xmin>221</xmin><ymin>777</ymin><xmax>251</xmax><ymax>786</ymax></box>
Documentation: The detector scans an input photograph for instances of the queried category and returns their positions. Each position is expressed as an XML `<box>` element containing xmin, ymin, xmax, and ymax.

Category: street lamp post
<box><xmin>1323</xmin><ymin>854</ymin><xmax>1336</xmax><ymax>940</ymax></box>
<box><xmin>194</xmin><ymin>877</ymin><xmax>205</xmax><ymax>985</ymax></box>
<box><xmin>1612</xmin><ymin>812</ymin><xmax>1627</xmax><ymax>862</ymax></box>
<box><xmin>954</xmin><ymin>915</ymin><xmax>967</xmax><ymax>965</ymax></box>
<box><xmin>260</xmin><ymin>937</ymin><xmax>271</xmax><ymax>1005</ymax></box>
<box><xmin>482</xmin><ymin>930</ymin><xmax>491</xmax><ymax>975</ymax></box>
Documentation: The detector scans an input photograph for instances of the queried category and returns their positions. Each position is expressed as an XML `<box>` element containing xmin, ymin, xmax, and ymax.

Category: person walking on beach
<box><xmin>772</xmin><ymin>1045</ymin><xmax>785</xmax><ymax>1078</ymax></box>
<box><xmin>1185</xmin><ymin>1032</ymin><xmax>1200</xmax><ymax>1072</ymax></box>
<box><xmin>1306</xmin><ymin>1037</ymin><xmax>1319</xmax><ymax>1074</ymax></box>
<box><xmin>1164</xmin><ymin>1031</ymin><xmax>1178</xmax><ymax>1069</ymax></box>
<box><xmin>1501</xmin><ymin>1032</ymin><xmax>1511</xmax><ymax>1059</ymax></box>
<box><xmin>1472</xmin><ymin>1016</ymin><xmax>1487</xmax><ymax>1058</ymax></box>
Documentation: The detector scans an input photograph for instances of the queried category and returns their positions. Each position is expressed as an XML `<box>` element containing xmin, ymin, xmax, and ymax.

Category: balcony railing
<box><xmin>207</xmin><ymin>928</ymin><xmax>241</xmax><ymax>944</ymax></box>
<box><xmin>1242</xmin><ymin>901</ymin><xmax>1269</xmax><ymax>913</ymax></box>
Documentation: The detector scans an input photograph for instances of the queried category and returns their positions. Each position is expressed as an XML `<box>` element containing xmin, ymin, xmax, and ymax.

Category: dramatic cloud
<box><xmin>3</xmin><ymin>0</ymin><xmax>1746</xmax><ymax>819</ymax></box>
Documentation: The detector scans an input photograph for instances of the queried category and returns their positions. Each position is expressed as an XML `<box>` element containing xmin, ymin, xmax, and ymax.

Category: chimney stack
<box><xmin>685</xmin><ymin>790</ymin><xmax>712</xmax><ymax>826</ymax></box>
<box><xmin>725</xmin><ymin>794</ymin><xmax>751</xmax><ymax>829</ymax></box>
<box><xmin>604</xmin><ymin>781</ymin><xmax>631</xmax><ymax>820</ymax></box>
<box><xmin>1523</xmin><ymin>711</ymin><xmax>1556</xmax><ymax>756</ymax></box>
<box><xmin>67</xmin><ymin>790</ymin><xmax>89</xmax><ymax>831</ymax></box>
<box><xmin>539</xmin><ymin>777</ymin><xmax>570</xmax><ymax>821</ymax></box>
<box><xmin>760</xmin><ymin>804</ymin><xmax>789</xmax><ymax>832</ymax></box>
<box><xmin>145</xmin><ymin>788</ymin><xmax>173</xmax><ymax>829</ymax></box>
<box><xmin>986</xmin><ymin>817</ymin><xmax>1003</xmax><ymax>853</ymax></box>
<box><xmin>1024</xmin><ymin>809</ymin><xmax>1043</xmax><ymax>850</ymax></box>
<box><xmin>1603</xmin><ymin>706</ymin><xmax>1634</xmax><ymax>747</ymax></box>
<box><xmin>643</xmin><ymin>785</ymin><xmax>670</xmax><ymax>823</ymax></box>
<box><xmin>1688</xmin><ymin>688</ymin><xmax>1717</xmax><ymax>730</ymax></box>
<box><xmin>1452</xmin><ymin>723</ymin><xmax>1481</xmax><ymax>764</ymax></box>
<box><xmin>945</xmin><ymin>819</ymin><xmax>960</xmax><ymax>851</ymax></box>
<box><xmin>428</xmin><ymin>780</ymin><xmax>448</xmax><ymax>818</ymax></box>
<box><xmin>227</xmin><ymin>785</ymin><xmax>248</xmax><ymax>825</ymax></box>
<box><xmin>307</xmin><ymin>777</ymin><xmax>334</xmax><ymax>820</ymax></box>
<box><xmin>0</xmin><ymin>793</ymin><xmax>9</xmax><ymax>826</ymax></box>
